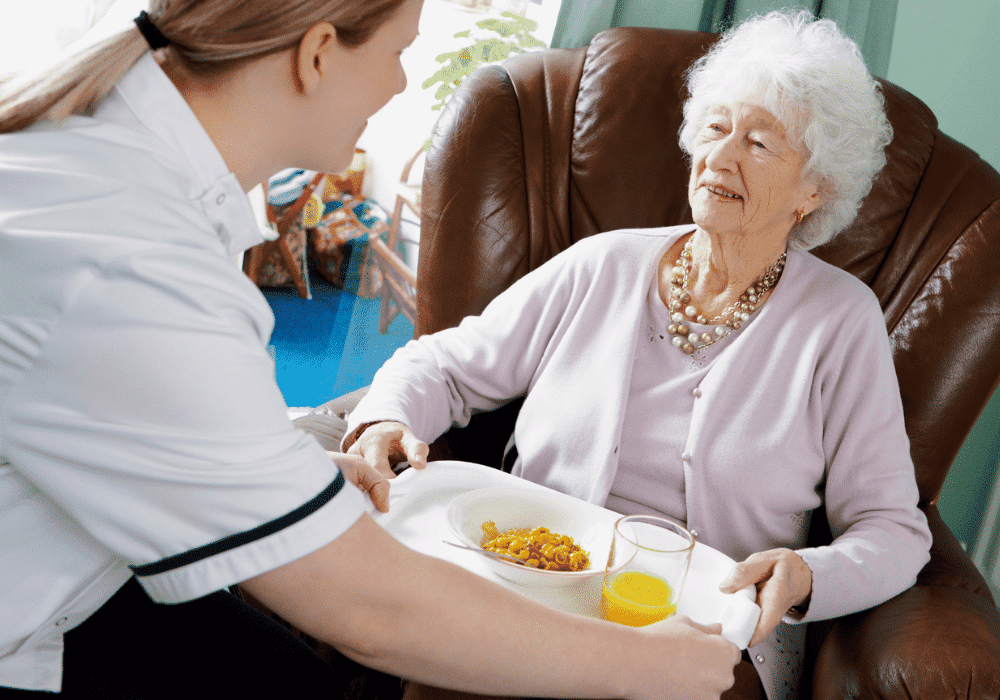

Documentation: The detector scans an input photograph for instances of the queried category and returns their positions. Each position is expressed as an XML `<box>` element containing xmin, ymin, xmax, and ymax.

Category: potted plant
<box><xmin>422</xmin><ymin>11</ymin><xmax>547</xmax><ymax>114</ymax></box>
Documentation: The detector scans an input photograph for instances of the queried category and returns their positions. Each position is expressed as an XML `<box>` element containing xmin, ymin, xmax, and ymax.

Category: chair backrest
<box><xmin>417</xmin><ymin>27</ymin><xmax>1000</xmax><ymax>504</ymax></box>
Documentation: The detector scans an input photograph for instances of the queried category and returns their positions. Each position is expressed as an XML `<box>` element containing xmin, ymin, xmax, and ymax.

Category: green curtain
<box><xmin>551</xmin><ymin>0</ymin><xmax>898</xmax><ymax>77</ymax></box>
<box><xmin>550</xmin><ymin>0</ymin><xmax>619</xmax><ymax>49</ymax></box>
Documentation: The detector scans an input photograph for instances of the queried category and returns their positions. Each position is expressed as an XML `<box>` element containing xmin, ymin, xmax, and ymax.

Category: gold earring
<box><xmin>795</xmin><ymin>210</ymin><xmax>804</xmax><ymax>225</ymax></box>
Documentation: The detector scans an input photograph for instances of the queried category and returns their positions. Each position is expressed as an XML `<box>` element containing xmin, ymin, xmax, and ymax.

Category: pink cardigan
<box><xmin>348</xmin><ymin>225</ymin><xmax>932</xmax><ymax>700</ymax></box>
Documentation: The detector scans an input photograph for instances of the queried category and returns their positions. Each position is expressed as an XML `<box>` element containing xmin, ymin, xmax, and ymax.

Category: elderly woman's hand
<box><xmin>326</xmin><ymin>451</ymin><xmax>393</xmax><ymax>513</ymax></box>
<box><xmin>718</xmin><ymin>548</ymin><xmax>812</xmax><ymax>648</ymax></box>
<box><xmin>347</xmin><ymin>421</ymin><xmax>429</xmax><ymax>480</ymax></box>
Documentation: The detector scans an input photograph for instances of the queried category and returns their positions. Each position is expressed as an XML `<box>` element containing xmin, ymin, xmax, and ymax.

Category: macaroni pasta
<box><xmin>480</xmin><ymin>521</ymin><xmax>590</xmax><ymax>571</ymax></box>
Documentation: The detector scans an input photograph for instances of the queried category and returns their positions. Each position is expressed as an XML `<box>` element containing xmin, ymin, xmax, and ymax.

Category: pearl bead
<box><xmin>665</xmin><ymin>241</ymin><xmax>785</xmax><ymax>359</ymax></box>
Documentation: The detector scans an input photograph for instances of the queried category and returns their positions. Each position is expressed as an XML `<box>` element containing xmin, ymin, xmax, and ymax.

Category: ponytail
<box><xmin>0</xmin><ymin>27</ymin><xmax>149</xmax><ymax>134</ymax></box>
<box><xmin>0</xmin><ymin>0</ymin><xmax>410</xmax><ymax>135</ymax></box>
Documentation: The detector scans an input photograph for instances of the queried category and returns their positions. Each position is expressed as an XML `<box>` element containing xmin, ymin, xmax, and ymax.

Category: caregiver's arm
<box><xmin>239</xmin><ymin>513</ymin><xmax>741</xmax><ymax>700</ymax></box>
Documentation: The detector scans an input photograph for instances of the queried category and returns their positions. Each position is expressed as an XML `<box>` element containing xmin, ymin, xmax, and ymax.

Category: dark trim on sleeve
<box><xmin>130</xmin><ymin>471</ymin><xmax>346</xmax><ymax>577</ymax></box>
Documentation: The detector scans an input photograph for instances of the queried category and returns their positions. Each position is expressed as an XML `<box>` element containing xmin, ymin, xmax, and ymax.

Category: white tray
<box><xmin>370</xmin><ymin>460</ymin><xmax>760</xmax><ymax>649</ymax></box>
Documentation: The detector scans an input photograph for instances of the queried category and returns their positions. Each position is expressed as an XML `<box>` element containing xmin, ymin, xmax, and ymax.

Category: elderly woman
<box><xmin>342</xmin><ymin>11</ymin><xmax>931</xmax><ymax>700</ymax></box>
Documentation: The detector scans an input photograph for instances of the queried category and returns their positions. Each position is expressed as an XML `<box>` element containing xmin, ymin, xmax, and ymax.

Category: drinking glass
<box><xmin>599</xmin><ymin>515</ymin><xmax>695</xmax><ymax>626</ymax></box>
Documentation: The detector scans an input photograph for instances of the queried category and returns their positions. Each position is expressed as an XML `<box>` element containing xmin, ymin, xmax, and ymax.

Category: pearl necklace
<box><xmin>666</xmin><ymin>238</ymin><xmax>786</xmax><ymax>356</ymax></box>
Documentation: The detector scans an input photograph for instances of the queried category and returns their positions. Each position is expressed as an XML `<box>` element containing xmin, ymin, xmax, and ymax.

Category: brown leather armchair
<box><xmin>416</xmin><ymin>27</ymin><xmax>1000</xmax><ymax>699</ymax></box>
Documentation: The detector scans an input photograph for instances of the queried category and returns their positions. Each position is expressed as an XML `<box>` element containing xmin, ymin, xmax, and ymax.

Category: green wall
<box><xmin>886</xmin><ymin>0</ymin><xmax>1000</xmax><ymax>549</ymax></box>
<box><xmin>611</xmin><ymin>0</ymin><xmax>703</xmax><ymax>32</ymax></box>
<box><xmin>886</xmin><ymin>0</ymin><xmax>1000</xmax><ymax>174</ymax></box>
<box><xmin>555</xmin><ymin>0</ymin><xmax>901</xmax><ymax>78</ymax></box>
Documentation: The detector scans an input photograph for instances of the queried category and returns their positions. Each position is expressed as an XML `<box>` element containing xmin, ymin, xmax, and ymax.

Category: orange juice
<box><xmin>599</xmin><ymin>571</ymin><xmax>675</xmax><ymax>626</ymax></box>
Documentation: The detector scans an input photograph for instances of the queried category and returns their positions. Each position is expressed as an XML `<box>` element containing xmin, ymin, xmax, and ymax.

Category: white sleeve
<box><xmin>2</xmin><ymin>248</ymin><xmax>366</xmax><ymax>603</ymax></box>
<box><xmin>793</xmin><ymin>295</ymin><xmax>932</xmax><ymax>622</ymax></box>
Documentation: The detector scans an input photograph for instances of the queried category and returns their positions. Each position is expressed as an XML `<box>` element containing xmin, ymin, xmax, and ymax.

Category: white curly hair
<box><xmin>679</xmin><ymin>10</ymin><xmax>893</xmax><ymax>251</ymax></box>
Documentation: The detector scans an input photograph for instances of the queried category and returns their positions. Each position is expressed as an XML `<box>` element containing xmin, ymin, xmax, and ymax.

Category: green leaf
<box><xmin>477</xmin><ymin>38</ymin><xmax>513</xmax><ymax>63</ymax></box>
<box><xmin>421</xmin><ymin>11</ymin><xmax>549</xmax><ymax>126</ymax></box>
<box><xmin>520</xmin><ymin>35</ymin><xmax>546</xmax><ymax>50</ymax></box>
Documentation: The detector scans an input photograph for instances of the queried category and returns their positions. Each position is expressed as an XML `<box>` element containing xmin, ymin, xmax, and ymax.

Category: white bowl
<box><xmin>446</xmin><ymin>486</ymin><xmax>618</xmax><ymax>588</ymax></box>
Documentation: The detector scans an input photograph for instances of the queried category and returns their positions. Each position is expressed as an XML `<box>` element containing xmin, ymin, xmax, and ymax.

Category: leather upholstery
<box><xmin>417</xmin><ymin>26</ymin><xmax>1000</xmax><ymax>698</ymax></box>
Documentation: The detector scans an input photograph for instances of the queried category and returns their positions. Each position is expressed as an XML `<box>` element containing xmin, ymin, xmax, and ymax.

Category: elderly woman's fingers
<box><xmin>347</xmin><ymin>423</ymin><xmax>401</xmax><ymax>477</ymax></box>
<box><xmin>718</xmin><ymin>555</ymin><xmax>772</xmax><ymax>594</ymax></box>
<box><xmin>749</xmin><ymin>587</ymin><xmax>789</xmax><ymax>648</ymax></box>
<box><xmin>400</xmin><ymin>429</ymin><xmax>429</xmax><ymax>470</ymax></box>
<box><xmin>327</xmin><ymin>452</ymin><xmax>392</xmax><ymax>512</ymax></box>
<box><xmin>348</xmin><ymin>421</ymin><xmax>428</xmax><ymax>475</ymax></box>
<box><xmin>718</xmin><ymin>548</ymin><xmax>813</xmax><ymax>648</ymax></box>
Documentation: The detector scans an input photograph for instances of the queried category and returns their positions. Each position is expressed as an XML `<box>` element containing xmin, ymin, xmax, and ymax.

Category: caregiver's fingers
<box><xmin>328</xmin><ymin>451</ymin><xmax>392</xmax><ymax>512</ymax></box>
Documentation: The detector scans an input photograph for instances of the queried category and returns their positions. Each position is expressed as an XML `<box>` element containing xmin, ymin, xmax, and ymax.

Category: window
<box><xmin>359</xmin><ymin>0</ymin><xmax>561</xmax><ymax>209</ymax></box>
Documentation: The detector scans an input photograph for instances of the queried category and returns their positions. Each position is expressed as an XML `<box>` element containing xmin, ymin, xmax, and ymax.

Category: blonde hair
<box><xmin>679</xmin><ymin>10</ymin><xmax>893</xmax><ymax>251</ymax></box>
<box><xmin>0</xmin><ymin>0</ymin><xmax>409</xmax><ymax>133</ymax></box>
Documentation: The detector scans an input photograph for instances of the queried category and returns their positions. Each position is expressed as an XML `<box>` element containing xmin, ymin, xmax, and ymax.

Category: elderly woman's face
<box><xmin>688</xmin><ymin>102</ymin><xmax>822</xmax><ymax>246</ymax></box>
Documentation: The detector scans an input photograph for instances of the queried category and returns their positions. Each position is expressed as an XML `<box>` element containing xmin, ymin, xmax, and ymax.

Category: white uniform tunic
<box><xmin>0</xmin><ymin>54</ymin><xmax>366</xmax><ymax>692</ymax></box>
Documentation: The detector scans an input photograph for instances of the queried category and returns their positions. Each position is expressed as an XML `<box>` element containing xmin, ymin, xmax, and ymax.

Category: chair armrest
<box><xmin>291</xmin><ymin>385</ymin><xmax>371</xmax><ymax>451</ymax></box>
<box><xmin>812</xmin><ymin>506</ymin><xmax>1000</xmax><ymax>699</ymax></box>
<box><xmin>916</xmin><ymin>505</ymin><xmax>996</xmax><ymax>596</ymax></box>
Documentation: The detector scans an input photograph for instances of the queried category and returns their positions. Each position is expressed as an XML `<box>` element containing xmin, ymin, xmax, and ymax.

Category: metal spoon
<box><xmin>443</xmin><ymin>540</ymin><xmax>528</xmax><ymax>566</ymax></box>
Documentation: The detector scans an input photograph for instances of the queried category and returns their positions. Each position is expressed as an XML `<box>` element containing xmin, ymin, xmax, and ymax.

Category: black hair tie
<box><xmin>134</xmin><ymin>10</ymin><xmax>170</xmax><ymax>50</ymax></box>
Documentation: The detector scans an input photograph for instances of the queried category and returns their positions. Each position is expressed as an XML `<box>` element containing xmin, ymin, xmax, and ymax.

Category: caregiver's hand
<box><xmin>347</xmin><ymin>421</ymin><xmax>428</xmax><ymax>480</ymax></box>
<box><xmin>718</xmin><ymin>548</ymin><xmax>812</xmax><ymax>648</ymax></box>
<box><xmin>640</xmin><ymin>616</ymin><xmax>739</xmax><ymax>700</ymax></box>
<box><xmin>327</xmin><ymin>451</ymin><xmax>393</xmax><ymax>513</ymax></box>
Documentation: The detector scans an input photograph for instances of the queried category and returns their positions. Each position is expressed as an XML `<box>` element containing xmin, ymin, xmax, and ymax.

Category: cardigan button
<box><xmin>682</xmin><ymin>453</ymin><xmax>691</xmax><ymax>464</ymax></box>
<box><xmin>692</xmin><ymin>387</ymin><xmax>702</xmax><ymax>398</ymax></box>
<box><xmin>755</xmin><ymin>654</ymin><xmax>765</xmax><ymax>664</ymax></box>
